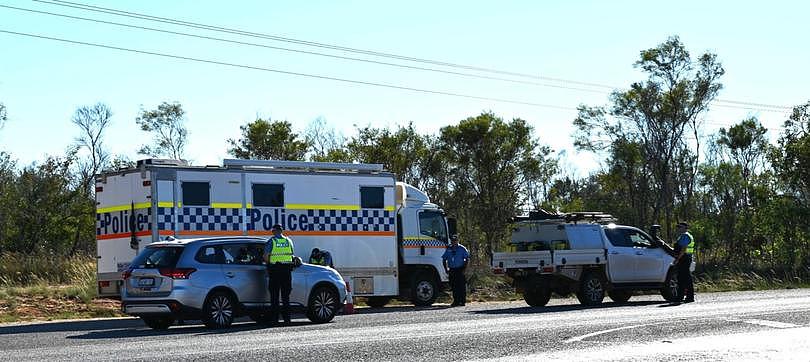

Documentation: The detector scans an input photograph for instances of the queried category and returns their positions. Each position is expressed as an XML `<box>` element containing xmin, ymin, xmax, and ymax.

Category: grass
<box><xmin>694</xmin><ymin>266</ymin><xmax>810</xmax><ymax>292</ymax></box>
<box><xmin>0</xmin><ymin>253</ymin><xmax>124</xmax><ymax>323</ymax></box>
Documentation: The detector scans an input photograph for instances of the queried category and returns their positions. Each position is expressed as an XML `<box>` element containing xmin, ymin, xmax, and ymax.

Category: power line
<box><xmin>0</xmin><ymin>29</ymin><xmax>579</xmax><ymax>111</ymax></box>
<box><xmin>0</xmin><ymin>4</ymin><xmax>608</xmax><ymax>95</ymax></box>
<box><xmin>35</xmin><ymin>0</ymin><xmax>612</xmax><ymax>89</ymax></box>
<box><xmin>26</xmin><ymin>0</ymin><xmax>797</xmax><ymax>113</ymax></box>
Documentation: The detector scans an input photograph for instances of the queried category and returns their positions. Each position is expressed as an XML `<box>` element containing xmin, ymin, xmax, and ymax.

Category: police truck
<box><xmin>95</xmin><ymin>159</ymin><xmax>456</xmax><ymax>307</ymax></box>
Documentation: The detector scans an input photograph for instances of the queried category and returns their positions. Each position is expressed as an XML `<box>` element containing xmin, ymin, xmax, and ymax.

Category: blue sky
<box><xmin>1</xmin><ymin>0</ymin><xmax>807</xmax><ymax>176</ymax></box>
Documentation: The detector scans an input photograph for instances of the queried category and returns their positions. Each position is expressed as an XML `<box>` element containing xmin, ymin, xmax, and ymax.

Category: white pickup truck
<box><xmin>492</xmin><ymin>212</ymin><xmax>686</xmax><ymax>306</ymax></box>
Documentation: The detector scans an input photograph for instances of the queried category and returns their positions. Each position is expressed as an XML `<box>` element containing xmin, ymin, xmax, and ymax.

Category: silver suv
<box><xmin>121</xmin><ymin>237</ymin><xmax>347</xmax><ymax>330</ymax></box>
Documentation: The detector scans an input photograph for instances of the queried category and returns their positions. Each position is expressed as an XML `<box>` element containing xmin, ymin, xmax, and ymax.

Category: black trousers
<box><xmin>677</xmin><ymin>254</ymin><xmax>694</xmax><ymax>301</ymax></box>
<box><xmin>268</xmin><ymin>263</ymin><xmax>293</xmax><ymax>322</ymax></box>
<box><xmin>449</xmin><ymin>267</ymin><xmax>466</xmax><ymax>305</ymax></box>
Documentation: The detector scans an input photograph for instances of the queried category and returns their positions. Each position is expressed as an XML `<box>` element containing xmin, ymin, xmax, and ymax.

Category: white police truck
<box><xmin>96</xmin><ymin>159</ymin><xmax>457</xmax><ymax>307</ymax></box>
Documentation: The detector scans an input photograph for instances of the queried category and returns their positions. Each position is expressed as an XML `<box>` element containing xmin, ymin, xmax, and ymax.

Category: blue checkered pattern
<box><xmin>307</xmin><ymin>209</ymin><xmax>394</xmax><ymax>232</ymax></box>
<box><xmin>157</xmin><ymin>207</ymin><xmax>174</xmax><ymax>231</ymax></box>
<box><xmin>403</xmin><ymin>238</ymin><xmax>446</xmax><ymax>248</ymax></box>
<box><xmin>177</xmin><ymin>207</ymin><xmax>242</xmax><ymax>232</ymax></box>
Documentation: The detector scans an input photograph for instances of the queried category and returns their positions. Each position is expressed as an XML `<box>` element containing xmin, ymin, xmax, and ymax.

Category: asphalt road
<box><xmin>2</xmin><ymin>289</ymin><xmax>810</xmax><ymax>361</ymax></box>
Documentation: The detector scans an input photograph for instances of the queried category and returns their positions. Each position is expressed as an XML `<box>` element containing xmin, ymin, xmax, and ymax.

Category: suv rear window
<box><xmin>131</xmin><ymin>246</ymin><xmax>184</xmax><ymax>269</ymax></box>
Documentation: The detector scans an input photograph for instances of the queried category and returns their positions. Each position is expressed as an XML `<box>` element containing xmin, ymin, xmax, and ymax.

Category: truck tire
<box><xmin>523</xmin><ymin>284</ymin><xmax>552</xmax><ymax>307</ymax></box>
<box><xmin>365</xmin><ymin>296</ymin><xmax>391</xmax><ymax>308</ymax></box>
<box><xmin>411</xmin><ymin>272</ymin><xmax>438</xmax><ymax>307</ymax></box>
<box><xmin>576</xmin><ymin>272</ymin><xmax>605</xmax><ymax>306</ymax></box>
<box><xmin>660</xmin><ymin>268</ymin><xmax>680</xmax><ymax>302</ymax></box>
<box><xmin>608</xmin><ymin>290</ymin><xmax>632</xmax><ymax>303</ymax></box>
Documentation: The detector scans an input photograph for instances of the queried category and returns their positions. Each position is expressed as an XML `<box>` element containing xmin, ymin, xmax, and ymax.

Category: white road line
<box><xmin>741</xmin><ymin>319</ymin><xmax>798</xmax><ymax>329</ymax></box>
<box><xmin>564</xmin><ymin>323</ymin><xmax>662</xmax><ymax>343</ymax></box>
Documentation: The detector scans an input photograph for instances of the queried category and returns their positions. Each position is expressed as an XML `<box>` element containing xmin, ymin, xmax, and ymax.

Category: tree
<box><xmin>0</xmin><ymin>102</ymin><xmax>7</xmax><ymax>129</ymax></box>
<box><xmin>227</xmin><ymin>118</ymin><xmax>309</xmax><ymax>160</ymax></box>
<box><xmin>72</xmin><ymin>103</ymin><xmax>113</xmax><ymax>189</ymax></box>
<box><xmin>136</xmin><ymin>101</ymin><xmax>188</xmax><ymax>159</ymax></box>
<box><xmin>305</xmin><ymin>117</ymin><xmax>351</xmax><ymax>162</ymax></box>
<box><xmin>346</xmin><ymin>123</ymin><xmax>434</xmax><ymax>188</ymax></box>
<box><xmin>573</xmin><ymin>36</ymin><xmax>724</xmax><ymax>237</ymax></box>
<box><xmin>438</xmin><ymin>112</ymin><xmax>554</xmax><ymax>262</ymax></box>
<box><xmin>772</xmin><ymin>101</ymin><xmax>810</xmax><ymax>205</ymax></box>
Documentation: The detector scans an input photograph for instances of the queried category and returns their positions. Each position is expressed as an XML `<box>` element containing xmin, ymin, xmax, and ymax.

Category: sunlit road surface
<box><xmin>1</xmin><ymin>289</ymin><xmax>809</xmax><ymax>361</ymax></box>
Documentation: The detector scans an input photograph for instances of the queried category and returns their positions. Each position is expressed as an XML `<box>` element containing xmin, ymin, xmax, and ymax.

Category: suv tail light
<box><xmin>159</xmin><ymin>268</ymin><xmax>197</xmax><ymax>279</ymax></box>
<box><xmin>344</xmin><ymin>279</ymin><xmax>351</xmax><ymax>293</ymax></box>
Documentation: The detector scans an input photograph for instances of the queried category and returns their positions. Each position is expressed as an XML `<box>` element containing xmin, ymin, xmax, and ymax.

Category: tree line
<box><xmin>0</xmin><ymin>36</ymin><xmax>808</xmax><ymax>273</ymax></box>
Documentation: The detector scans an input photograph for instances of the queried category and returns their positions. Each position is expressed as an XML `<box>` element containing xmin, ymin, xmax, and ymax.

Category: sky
<box><xmin>1</xmin><ymin>0</ymin><xmax>807</xmax><ymax>177</ymax></box>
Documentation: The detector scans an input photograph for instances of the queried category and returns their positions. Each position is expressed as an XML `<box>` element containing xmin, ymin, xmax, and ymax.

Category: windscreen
<box><xmin>131</xmin><ymin>246</ymin><xmax>184</xmax><ymax>269</ymax></box>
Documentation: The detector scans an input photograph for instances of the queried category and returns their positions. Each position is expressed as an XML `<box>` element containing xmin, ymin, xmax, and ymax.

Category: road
<box><xmin>2</xmin><ymin>289</ymin><xmax>810</xmax><ymax>361</ymax></box>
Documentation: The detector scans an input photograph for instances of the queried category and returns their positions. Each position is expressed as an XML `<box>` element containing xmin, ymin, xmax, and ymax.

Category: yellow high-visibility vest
<box><xmin>268</xmin><ymin>237</ymin><xmax>293</xmax><ymax>264</ymax></box>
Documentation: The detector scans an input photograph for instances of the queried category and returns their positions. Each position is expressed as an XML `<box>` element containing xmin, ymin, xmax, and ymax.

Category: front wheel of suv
<box><xmin>142</xmin><ymin>316</ymin><xmax>174</xmax><ymax>330</ymax></box>
<box><xmin>307</xmin><ymin>286</ymin><xmax>339</xmax><ymax>323</ymax></box>
<box><xmin>202</xmin><ymin>291</ymin><xmax>236</xmax><ymax>329</ymax></box>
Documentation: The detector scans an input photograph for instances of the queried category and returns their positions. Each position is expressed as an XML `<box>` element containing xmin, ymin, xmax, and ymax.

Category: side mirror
<box><xmin>292</xmin><ymin>256</ymin><xmax>303</xmax><ymax>268</ymax></box>
<box><xmin>447</xmin><ymin>217</ymin><xmax>457</xmax><ymax>237</ymax></box>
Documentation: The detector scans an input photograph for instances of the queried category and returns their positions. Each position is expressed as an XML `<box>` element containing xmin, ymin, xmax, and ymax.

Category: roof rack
<box><xmin>136</xmin><ymin>159</ymin><xmax>189</xmax><ymax>167</ymax></box>
<box><xmin>222</xmin><ymin>159</ymin><xmax>384</xmax><ymax>173</ymax></box>
<box><xmin>513</xmin><ymin>210</ymin><xmax>617</xmax><ymax>224</ymax></box>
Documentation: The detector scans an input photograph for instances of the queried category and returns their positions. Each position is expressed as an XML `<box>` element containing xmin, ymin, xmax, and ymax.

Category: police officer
<box><xmin>309</xmin><ymin>248</ymin><xmax>334</xmax><ymax>268</ymax></box>
<box><xmin>442</xmin><ymin>234</ymin><xmax>469</xmax><ymax>307</ymax></box>
<box><xmin>265</xmin><ymin>224</ymin><xmax>295</xmax><ymax>324</ymax></box>
<box><xmin>673</xmin><ymin>221</ymin><xmax>695</xmax><ymax>303</ymax></box>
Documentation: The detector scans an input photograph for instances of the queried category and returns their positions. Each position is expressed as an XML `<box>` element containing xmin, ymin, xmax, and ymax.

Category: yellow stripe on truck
<box><xmin>211</xmin><ymin>202</ymin><xmax>242</xmax><ymax>209</ymax></box>
<box><xmin>286</xmin><ymin>204</ymin><xmax>361</xmax><ymax>211</ymax></box>
<box><xmin>157</xmin><ymin>201</ymin><xmax>174</xmax><ymax>208</ymax></box>
<box><xmin>96</xmin><ymin>202</ymin><xmax>151</xmax><ymax>214</ymax></box>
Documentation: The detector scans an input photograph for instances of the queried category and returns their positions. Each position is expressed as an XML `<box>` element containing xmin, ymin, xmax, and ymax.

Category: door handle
<box><xmin>635</xmin><ymin>251</ymin><xmax>644</xmax><ymax>255</ymax></box>
<box><xmin>610</xmin><ymin>251</ymin><xmax>620</xmax><ymax>255</ymax></box>
<box><xmin>225</xmin><ymin>272</ymin><xmax>235</xmax><ymax>278</ymax></box>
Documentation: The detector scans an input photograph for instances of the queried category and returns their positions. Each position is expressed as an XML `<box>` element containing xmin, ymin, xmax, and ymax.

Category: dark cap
<box><xmin>676</xmin><ymin>222</ymin><xmax>689</xmax><ymax>228</ymax></box>
<box><xmin>271</xmin><ymin>224</ymin><xmax>283</xmax><ymax>231</ymax></box>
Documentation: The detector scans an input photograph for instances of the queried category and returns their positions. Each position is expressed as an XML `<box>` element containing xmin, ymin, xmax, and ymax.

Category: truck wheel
<box><xmin>411</xmin><ymin>272</ymin><xmax>438</xmax><ymax>307</ymax></box>
<box><xmin>608</xmin><ymin>290</ymin><xmax>632</xmax><ymax>303</ymax></box>
<box><xmin>141</xmin><ymin>316</ymin><xmax>174</xmax><ymax>330</ymax></box>
<box><xmin>523</xmin><ymin>285</ymin><xmax>552</xmax><ymax>307</ymax></box>
<box><xmin>365</xmin><ymin>296</ymin><xmax>391</xmax><ymax>308</ymax></box>
<box><xmin>661</xmin><ymin>268</ymin><xmax>680</xmax><ymax>302</ymax></box>
<box><xmin>576</xmin><ymin>272</ymin><xmax>605</xmax><ymax>306</ymax></box>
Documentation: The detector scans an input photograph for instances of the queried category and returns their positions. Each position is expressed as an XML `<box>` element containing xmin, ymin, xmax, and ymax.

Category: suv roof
<box><xmin>147</xmin><ymin>236</ymin><xmax>269</xmax><ymax>247</ymax></box>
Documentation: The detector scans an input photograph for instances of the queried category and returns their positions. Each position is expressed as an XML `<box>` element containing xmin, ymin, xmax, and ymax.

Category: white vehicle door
<box><xmin>627</xmin><ymin>230</ymin><xmax>669</xmax><ymax>282</ymax></box>
<box><xmin>603</xmin><ymin>227</ymin><xmax>636</xmax><ymax>283</ymax></box>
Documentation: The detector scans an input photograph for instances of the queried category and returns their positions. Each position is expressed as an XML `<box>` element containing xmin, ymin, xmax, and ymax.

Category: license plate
<box><xmin>138</xmin><ymin>278</ymin><xmax>155</xmax><ymax>286</ymax></box>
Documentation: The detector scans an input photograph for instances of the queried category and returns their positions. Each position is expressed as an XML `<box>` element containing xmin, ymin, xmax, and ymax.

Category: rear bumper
<box><xmin>121</xmin><ymin>300</ymin><xmax>201</xmax><ymax>318</ymax></box>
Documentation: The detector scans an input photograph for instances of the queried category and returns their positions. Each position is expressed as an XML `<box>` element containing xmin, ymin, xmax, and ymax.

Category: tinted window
<box><xmin>182</xmin><ymin>182</ymin><xmax>210</xmax><ymax>206</ymax></box>
<box><xmin>195</xmin><ymin>245</ymin><xmax>222</xmax><ymax>264</ymax></box>
<box><xmin>221</xmin><ymin>243</ymin><xmax>264</xmax><ymax>265</ymax></box>
<box><xmin>360</xmin><ymin>186</ymin><xmax>384</xmax><ymax>209</ymax></box>
<box><xmin>131</xmin><ymin>246</ymin><xmax>184</xmax><ymax>268</ymax></box>
<box><xmin>419</xmin><ymin>211</ymin><xmax>447</xmax><ymax>242</ymax></box>
<box><xmin>253</xmin><ymin>184</ymin><xmax>284</xmax><ymax>207</ymax></box>
<box><xmin>604</xmin><ymin>228</ymin><xmax>632</xmax><ymax>247</ymax></box>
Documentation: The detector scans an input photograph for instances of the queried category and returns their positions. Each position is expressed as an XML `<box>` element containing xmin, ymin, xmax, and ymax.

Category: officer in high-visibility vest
<box><xmin>309</xmin><ymin>248</ymin><xmax>334</xmax><ymax>268</ymax></box>
<box><xmin>265</xmin><ymin>224</ymin><xmax>295</xmax><ymax>324</ymax></box>
<box><xmin>673</xmin><ymin>221</ymin><xmax>695</xmax><ymax>303</ymax></box>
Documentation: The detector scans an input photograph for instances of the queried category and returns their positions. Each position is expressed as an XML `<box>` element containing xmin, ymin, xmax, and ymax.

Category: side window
<box><xmin>253</xmin><ymin>184</ymin><xmax>284</xmax><ymax>207</ymax></box>
<box><xmin>182</xmin><ymin>182</ymin><xmax>210</xmax><ymax>206</ymax></box>
<box><xmin>221</xmin><ymin>243</ymin><xmax>264</xmax><ymax>265</ymax></box>
<box><xmin>627</xmin><ymin>230</ymin><xmax>652</xmax><ymax>247</ymax></box>
<box><xmin>360</xmin><ymin>186</ymin><xmax>384</xmax><ymax>209</ymax></box>
<box><xmin>419</xmin><ymin>211</ymin><xmax>448</xmax><ymax>242</ymax></box>
<box><xmin>605</xmin><ymin>228</ymin><xmax>632</xmax><ymax>247</ymax></box>
<box><xmin>195</xmin><ymin>245</ymin><xmax>221</xmax><ymax>264</ymax></box>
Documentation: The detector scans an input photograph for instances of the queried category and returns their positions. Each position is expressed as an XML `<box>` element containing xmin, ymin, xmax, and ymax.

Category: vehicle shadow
<box><xmin>470</xmin><ymin>300</ymin><xmax>666</xmax><ymax>315</ymax></box>
<box><xmin>65</xmin><ymin>319</ymin><xmax>298</xmax><ymax>340</ymax></box>
<box><xmin>0</xmin><ymin>318</ymin><xmax>142</xmax><ymax>335</ymax></box>
<box><xmin>354</xmin><ymin>305</ymin><xmax>452</xmax><ymax>315</ymax></box>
